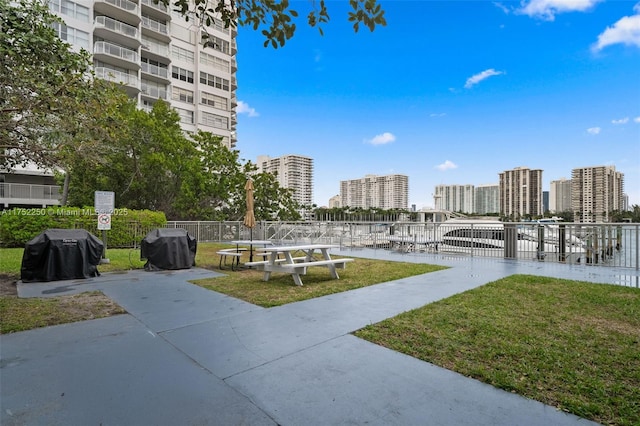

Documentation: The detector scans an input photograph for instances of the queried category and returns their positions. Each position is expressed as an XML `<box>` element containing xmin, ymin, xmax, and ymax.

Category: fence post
<box><xmin>504</xmin><ymin>223</ymin><xmax>517</xmax><ymax>259</ymax></box>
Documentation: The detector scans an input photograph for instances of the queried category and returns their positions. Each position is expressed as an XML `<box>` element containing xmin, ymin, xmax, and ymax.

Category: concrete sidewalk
<box><xmin>3</xmin><ymin>248</ymin><xmax>633</xmax><ymax>425</ymax></box>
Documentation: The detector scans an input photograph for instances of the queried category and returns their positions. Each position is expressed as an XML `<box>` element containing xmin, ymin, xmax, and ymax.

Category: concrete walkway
<box><xmin>3</xmin><ymin>248</ymin><xmax>637</xmax><ymax>425</ymax></box>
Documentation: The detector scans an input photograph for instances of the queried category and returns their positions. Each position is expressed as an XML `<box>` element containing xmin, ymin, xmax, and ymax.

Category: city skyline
<box><xmin>234</xmin><ymin>0</ymin><xmax>640</xmax><ymax>208</ymax></box>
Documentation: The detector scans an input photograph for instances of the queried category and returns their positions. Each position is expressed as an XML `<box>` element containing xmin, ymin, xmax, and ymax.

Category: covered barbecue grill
<box><xmin>140</xmin><ymin>228</ymin><xmax>197</xmax><ymax>271</ymax></box>
<box><xmin>20</xmin><ymin>229</ymin><xmax>104</xmax><ymax>282</ymax></box>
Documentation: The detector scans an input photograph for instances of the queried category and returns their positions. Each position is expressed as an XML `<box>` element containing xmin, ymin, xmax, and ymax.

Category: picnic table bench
<box><xmin>245</xmin><ymin>244</ymin><xmax>354</xmax><ymax>286</ymax></box>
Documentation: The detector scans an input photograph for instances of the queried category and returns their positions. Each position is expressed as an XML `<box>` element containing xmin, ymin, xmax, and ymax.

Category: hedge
<box><xmin>0</xmin><ymin>207</ymin><xmax>166</xmax><ymax>248</ymax></box>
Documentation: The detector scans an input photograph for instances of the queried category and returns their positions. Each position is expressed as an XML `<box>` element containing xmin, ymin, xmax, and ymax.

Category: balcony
<box><xmin>0</xmin><ymin>183</ymin><xmax>61</xmax><ymax>208</ymax></box>
<box><xmin>94</xmin><ymin>67</ymin><xmax>140</xmax><ymax>95</ymax></box>
<box><xmin>94</xmin><ymin>0</ymin><xmax>140</xmax><ymax>26</ymax></box>
<box><xmin>140</xmin><ymin>0</ymin><xmax>171</xmax><ymax>20</ymax></box>
<box><xmin>140</xmin><ymin>62</ymin><xmax>170</xmax><ymax>83</ymax></box>
<box><xmin>140</xmin><ymin>82</ymin><xmax>168</xmax><ymax>100</ymax></box>
<box><xmin>94</xmin><ymin>41</ymin><xmax>140</xmax><ymax>69</ymax></box>
<box><xmin>94</xmin><ymin>16</ymin><xmax>140</xmax><ymax>49</ymax></box>
<box><xmin>141</xmin><ymin>15</ymin><xmax>171</xmax><ymax>42</ymax></box>
<box><xmin>140</xmin><ymin>40</ymin><xmax>171</xmax><ymax>63</ymax></box>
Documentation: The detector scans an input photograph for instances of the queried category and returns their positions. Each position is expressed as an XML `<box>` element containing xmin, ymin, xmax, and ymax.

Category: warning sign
<box><xmin>97</xmin><ymin>213</ymin><xmax>111</xmax><ymax>230</ymax></box>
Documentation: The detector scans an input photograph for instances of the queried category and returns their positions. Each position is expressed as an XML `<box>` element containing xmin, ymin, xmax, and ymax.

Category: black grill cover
<box><xmin>20</xmin><ymin>229</ymin><xmax>104</xmax><ymax>282</ymax></box>
<box><xmin>140</xmin><ymin>228</ymin><xmax>197</xmax><ymax>271</ymax></box>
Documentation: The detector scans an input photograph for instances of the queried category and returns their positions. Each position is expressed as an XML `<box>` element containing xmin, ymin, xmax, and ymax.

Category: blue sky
<box><xmin>235</xmin><ymin>0</ymin><xmax>640</xmax><ymax>209</ymax></box>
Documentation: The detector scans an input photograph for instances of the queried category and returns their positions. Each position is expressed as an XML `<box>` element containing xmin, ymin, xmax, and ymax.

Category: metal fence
<box><xmin>163</xmin><ymin>220</ymin><xmax>639</xmax><ymax>270</ymax></box>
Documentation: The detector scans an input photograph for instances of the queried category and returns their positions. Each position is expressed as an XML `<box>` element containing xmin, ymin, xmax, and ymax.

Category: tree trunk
<box><xmin>61</xmin><ymin>172</ymin><xmax>70</xmax><ymax>206</ymax></box>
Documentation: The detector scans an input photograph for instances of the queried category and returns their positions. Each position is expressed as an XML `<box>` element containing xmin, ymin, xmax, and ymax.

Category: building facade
<box><xmin>571</xmin><ymin>165</ymin><xmax>624</xmax><ymax>223</ymax></box>
<box><xmin>499</xmin><ymin>166</ymin><xmax>543</xmax><ymax>219</ymax></box>
<box><xmin>340</xmin><ymin>174</ymin><xmax>408</xmax><ymax>209</ymax></box>
<box><xmin>328</xmin><ymin>195</ymin><xmax>341</xmax><ymax>208</ymax></box>
<box><xmin>549</xmin><ymin>178</ymin><xmax>572</xmax><ymax>213</ymax></box>
<box><xmin>474</xmin><ymin>184</ymin><xmax>500</xmax><ymax>215</ymax></box>
<box><xmin>433</xmin><ymin>184</ymin><xmax>475</xmax><ymax>214</ymax></box>
<box><xmin>256</xmin><ymin>155</ymin><xmax>314</xmax><ymax>208</ymax></box>
<box><xmin>50</xmin><ymin>0</ymin><xmax>237</xmax><ymax>148</ymax></box>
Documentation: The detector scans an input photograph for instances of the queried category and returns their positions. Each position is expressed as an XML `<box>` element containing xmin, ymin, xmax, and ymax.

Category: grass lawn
<box><xmin>354</xmin><ymin>274</ymin><xmax>640</xmax><ymax>426</ymax></box>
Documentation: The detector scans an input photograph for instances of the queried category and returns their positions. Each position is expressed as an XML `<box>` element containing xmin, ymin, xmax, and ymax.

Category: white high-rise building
<box><xmin>549</xmin><ymin>178</ymin><xmax>572</xmax><ymax>213</ymax></box>
<box><xmin>499</xmin><ymin>166</ymin><xmax>543</xmax><ymax>219</ymax></box>
<box><xmin>434</xmin><ymin>184</ymin><xmax>475</xmax><ymax>214</ymax></box>
<box><xmin>475</xmin><ymin>184</ymin><xmax>499</xmax><ymax>214</ymax></box>
<box><xmin>571</xmin><ymin>165</ymin><xmax>624</xmax><ymax>223</ymax></box>
<box><xmin>256</xmin><ymin>155</ymin><xmax>314</xmax><ymax>208</ymax></box>
<box><xmin>340</xmin><ymin>174</ymin><xmax>408</xmax><ymax>209</ymax></box>
<box><xmin>49</xmin><ymin>0</ymin><xmax>237</xmax><ymax>148</ymax></box>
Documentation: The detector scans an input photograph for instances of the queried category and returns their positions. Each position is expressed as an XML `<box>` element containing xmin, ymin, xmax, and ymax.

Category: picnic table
<box><xmin>245</xmin><ymin>243</ymin><xmax>354</xmax><ymax>286</ymax></box>
<box><xmin>217</xmin><ymin>240</ymin><xmax>274</xmax><ymax>270</ymax></box>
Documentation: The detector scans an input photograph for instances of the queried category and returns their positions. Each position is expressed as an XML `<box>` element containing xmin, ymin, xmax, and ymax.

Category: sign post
<box><xmin>95</xmin><ymin>191</ymin><xmax>115</xmax><ymax>264</ymax></box>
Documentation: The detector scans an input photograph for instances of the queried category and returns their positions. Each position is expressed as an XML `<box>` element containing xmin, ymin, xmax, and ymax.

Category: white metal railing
<box><xmin>94</xmin><ymin>41</ymin><xmax>138</xmax><ymax>63</ymax></box>
<box><xmin>141</xmin><ymin>62</ymin><xmax>169</xmax><ymax>79</ymax></box>
<box><xmin>140</xmin><ymin>83</ymin><xmax>167</xmax><ymax>99</ymax></box>
<box><xmin>140</xmin><ymin>0</ymin><xmax>168</xmax><ymax>13</ymax></box>
<box><xmin>95</xmin><ymin>15</ymin><xmax>138</xmax><ymax>38</ymax></box>
<box><xmin>95</xmin><ymin>67</ymin><xmax>139</xmax><ymax>88</ymax></box>
<box><xmin>0</xmin><ymin>183</ymin><xmax>61</xmax><ymax>202</ymax></box>
<box><xmin>96</xmin><ymin>0</ymin><xmax>138</xmax><ymax>13</ymax></box>
<box><xmin>141</xmin><ymin>15</ymin><xmax>169</xmax><ymax>35</ymax></box>
<box><xmin>141</xmin><ymin>41</ymin><xmax>170</xmax><ymax>57</ymax></box>
<box><xmin>164</xmin><ymin>220</ymin><xmax>639</xmax><ymax>271</ymax></box>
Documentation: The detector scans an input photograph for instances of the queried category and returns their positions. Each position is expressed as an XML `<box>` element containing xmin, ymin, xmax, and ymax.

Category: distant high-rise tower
<box><xmin>499</xmin><ymin>167</ymin><xmax>543</xmax><ymax>219</ymax></box>
<box><xmin>340</xmin><ymin>174</ymin><xmax>408</xmax><ymax>209</ymax></box>
<box><xmin>49</xmin><ymin>0</ymin><xmax>238</xmax><ymax>148</ymax></box>
<box><xmin>256</xmin><ymin>155</ymin><xmax>314</xmax><ymax>208</ymax></box>
<box><xmin>549</xmin><ymin>178</ymin><xmax>572</xmax><ymax>213</ymax></box>
<box><xmin>475</xmin><ymin>184</ymin><xmax>499</xmax><ymax>215</ymax></box>
<box><xmin>434</xmin><ymin>184</ymin><xmax>475</xmax><ymax>214</ymax></box>
<box><xmin>571</xmin><ymin>165</ymin><xmax>624</xmax><ymax>223</ymax></box>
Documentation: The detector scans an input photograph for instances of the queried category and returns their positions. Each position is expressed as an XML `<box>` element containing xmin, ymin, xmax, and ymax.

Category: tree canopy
<box><xmin>165</xmin><ymin>0</ymin><xmax>387</xmax><ymax>48</ymax></box>
<box><xmin>0</xmin><ymin>0</ymin><xmax>129</xmax><ymax>171</ymax></box>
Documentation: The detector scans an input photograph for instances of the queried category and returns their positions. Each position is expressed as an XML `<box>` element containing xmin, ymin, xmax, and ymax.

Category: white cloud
<box><xmin>429</xmin><ymin>113</ymin><xmax>447</xmax><ymax>117</ymax></box>
<box><xmin>587</xmin><ymin>127</ymin><xmax>601</xmax><ymax>135</ymax></box>
<box><xmin>493</xmin><ymin>2</ymin><xmax>511</xmax><ymax>14</ymax></box>
<box><xmin>612</xmin><ymin>117</ymin><xmax>629</xmax><ymax>124</ymax></box>
<box><xmin>365</xmin><ymin>132</ymin><xmax>396</xmax><ymax>146</ymax></box>
<box><xmin>518</xmin><ymin>0</ymin><xmax>601</xmax><ymax>21</ymax></box>
<box><xmin>237</xmin><ymin>101</ymin><xmax>259</xmax><ymax>117</ymax></box>
<box><xmin>635</xmin><ymin>116</ymin><xmax>640</xmax><ymax>123</ymax></box>
<box><xmin>435</xmin><ymin>160</ymin><xmax>458</xmax><ymax>171</ymax></box>
<box><xmin>464</xmin><ymin>69</ymin><xmax>504</xmax><ymax>89</ymax></box>
<box><xmin>592</xmin><ymin>5</ymin><xmax>640</xmax><ymax>51</ymax></box>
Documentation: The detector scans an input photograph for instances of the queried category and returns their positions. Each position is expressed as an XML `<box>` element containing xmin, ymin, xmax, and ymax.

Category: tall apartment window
<box><xmin>172</xmin><ymin>66</ymin><xmax>194</xmax><ymax>83</ymax></box>
<box><xmin>51</xmin><ymin>22</ymin><xmax>89</xmax><ymax>49</ymax></box>
<box><xmin>212</xmin><ymin>18</ymin><xmax>230</xmax><ymax>34</ymax></box>
<box><xmin>171</xmin><ymin>46</ymin><xmax>194</xmax><ymax>63</ymax></box>
<box><xmin>201</xmin><ymin>111</ymin><xmax>228</xmax><ymax>129</ymax></box>
<box><xmin>49</xmin><ymin>0</ymin><xmax>89</xmax><ymax>22</ymax></box>
<box><xmin>173</xmin><ymin>87</ymin><xmax>194</xmax><ymax>104</ymax></box>
<box><xmin>200</xmin><ymin>52</ymin><xmax>230</xmax><ymax>72</ymax></box>
<box><xmin>200</xmin><ymin>92</ymin><xmax>227</xmax><ymax>110</ymax></box>
<box><xmin>204</xmin><ymin>36</ymin><xmax>229</xmax><ymax>55</ymax></box>
<box><xmin>176</xmin><ymin>108</ymin><xmax>194</xmax><ymax>125</ymax></box>
<box><xmin>199</xmin><ymin>72</ymin><xmax>229</xmax><ymax>91</ymax></box>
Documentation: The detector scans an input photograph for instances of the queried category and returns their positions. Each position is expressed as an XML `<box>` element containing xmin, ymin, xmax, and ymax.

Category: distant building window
<box><xmin>199</xmin><ymin>72</ymin><xmax>229</xmax><ymax>91</ymax></box>
<box><xmin>49</xmin><ymin>0</ymin><xmax>89</xmax><ymax>22</ymax></box>
<box><xmin>201</xmin><ymin>111</ymin><xmax>228</xmax><ymax>129</ymax></box>
<box><xmin>200</xmin><ymin>91</ymin><xmax>227</xmax><ymax>110</ymax></box>
<box><xmin>171</xmin><ymin>46</ymin><xmax>194</xmax><ymax>63</ymax></box>
<box><xmin>200</xmin><ymin>52</ymin><xmax>230</xmax><ymax>73</ymax></box>
<box><xmin>204</xmin><ymin>36</ymin><xmax>229</xmax><ymax>55</ymax></box>
<box><xmin>172</xmin><ymin>87</ymin><xmax>194</xmax><ymax>104</ymax></box>
<box><xmin>51</xmin><ymin>22</ymin><xmax>89</xmax><ymax>49</ymax></box>
<box><xmin>176</xmin><ymin>108</ymin><xmax>194</xmax><ymax>124</ymax></box>
<box><xmin>172</xmin><ymin>66</ymin><xmax>194</xmax><ymax>83</ymax></box>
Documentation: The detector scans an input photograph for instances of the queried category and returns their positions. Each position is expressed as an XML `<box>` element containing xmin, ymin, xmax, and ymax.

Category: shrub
<box><xmin>0</xmin><ymin>207</ymin><xmax>166</xmax><ymax>248</ymax></box>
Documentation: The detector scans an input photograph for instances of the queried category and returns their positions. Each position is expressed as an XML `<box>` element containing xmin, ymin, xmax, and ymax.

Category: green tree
<box><xmin>165</xmin><ymin>0</ymin><xmax>386</xmax><ymax>48</ymax></box>
<box><xmin>64</xmin><ymin>101</ymin><xmax>300</xmax><ymax>221</ymax></box>
<box><xmin>0</xmin><ymin>0</ymin><xmax>128</xmax><ymax>173</ymax></box>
